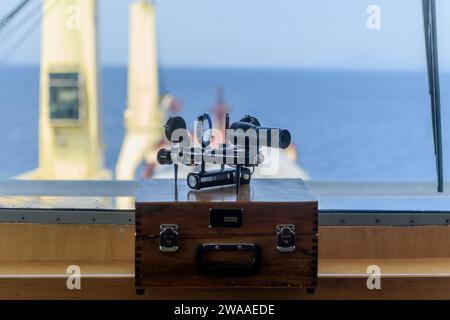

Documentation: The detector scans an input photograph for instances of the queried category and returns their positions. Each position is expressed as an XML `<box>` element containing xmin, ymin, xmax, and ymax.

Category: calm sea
<box><xmin>0</xmin><ymin>66</ymin><xmax>448</xmax><ymax>182</ymax></box>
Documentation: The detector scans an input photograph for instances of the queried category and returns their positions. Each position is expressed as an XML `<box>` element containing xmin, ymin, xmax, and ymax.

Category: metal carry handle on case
<box><xmin>196</xmin><ymin>243</ymin><xmax>261</xmax><ymax>275</ymax></box>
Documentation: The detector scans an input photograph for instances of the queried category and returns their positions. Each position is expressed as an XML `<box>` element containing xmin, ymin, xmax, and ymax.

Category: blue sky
<box><xmin>1</xmin><ymin>0</ymin><xmax>450</xmax><ymax>70</ymax></box>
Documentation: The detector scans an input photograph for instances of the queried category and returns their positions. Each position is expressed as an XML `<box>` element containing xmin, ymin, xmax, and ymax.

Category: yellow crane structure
<box><xmin>115</xmin><ymin>0</ymin><xmax>165</xmax><ymax>181</ymax></box>
<box><xmin>20</xmin><ymin>0</ymin><xmax>110</xmax><ymax>180</ymax></box>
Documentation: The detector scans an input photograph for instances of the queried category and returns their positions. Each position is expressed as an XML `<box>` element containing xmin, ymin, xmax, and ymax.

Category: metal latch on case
<box><xmin>159</xmin><ymin>224</ymin><xmax>179</xmax><ymax>252</ymax></box>
<box><xmin>276</xmin><ymin>224</ymin><xmax>296</xmax><ymax>252</ymax></box>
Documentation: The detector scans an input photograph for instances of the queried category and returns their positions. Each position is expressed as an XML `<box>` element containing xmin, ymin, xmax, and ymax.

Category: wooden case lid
<box><xmin>136</xmin><ymin>179</ymin><xmax>316</xmax><ymax>204</ymax></box>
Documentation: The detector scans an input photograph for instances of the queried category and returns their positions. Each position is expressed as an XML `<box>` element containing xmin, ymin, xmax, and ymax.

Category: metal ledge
<box><xmin>0</xmin><ymin>180</ymin><xmax>448</xmax><ymax>226</ymax></box>
<box><xmin>0</xmin><ymin>208</ymin><xmax>134</xmax><ymax>225</ymax></box>
<box><xmin>320</xmin><ymin>210</ymin><xmax>450</xmax><ymax>226</ymax></box>
<box><xmin>1</xmin><ymin>180</ymin><xmax>448</xmax><ymax>197</ymax></box>
<box><xmin>1</xmin><ymin>208</ymin><xmax>449</xmax><ymax>226</ymax></box>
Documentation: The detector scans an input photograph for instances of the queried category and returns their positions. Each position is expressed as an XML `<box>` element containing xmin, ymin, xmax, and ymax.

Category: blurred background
<box><xmin>0</xmin><ymin>0</ymin><xmax>449</xmax><ymax>181</ymax></box>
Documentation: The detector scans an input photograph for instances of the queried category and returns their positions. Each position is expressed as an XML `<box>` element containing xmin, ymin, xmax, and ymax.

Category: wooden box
<box><xmin>135</xmin><ymin>179</ymin><xmax>318</xmax><ymax>293</ymax></box>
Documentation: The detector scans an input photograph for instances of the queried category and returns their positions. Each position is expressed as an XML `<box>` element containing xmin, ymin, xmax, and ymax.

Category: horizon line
<box><xmin>1</xmin><ymin>63</ymin><xmax>446</xmax><ymax>73</ymax></box>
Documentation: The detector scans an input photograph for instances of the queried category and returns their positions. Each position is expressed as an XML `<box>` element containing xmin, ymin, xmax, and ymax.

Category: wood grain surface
<box><xmin>138</xmin><ymin>235</ymin><xmax>316</xmax><ymax>287</ymax></box>
<box><xmin>137</xmin><ymin>203</ymin><xmax>316</xmax><ymax>236</ymax></box>
<box><xmin>2</xmin><ymin>276</ymin><xmax>450</xmax><ymax>300</ymax></box>
<box><xmin>319</xmin><ymin>226</ymin><xmax>450</xmax><ymax>258</ymax></box>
